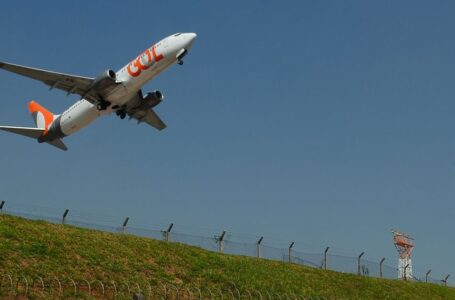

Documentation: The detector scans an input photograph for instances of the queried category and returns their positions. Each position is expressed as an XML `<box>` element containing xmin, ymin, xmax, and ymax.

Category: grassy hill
<box><xmin>0</xmin><ymin>214</ymin><xmax>453</xmax><ymax>299</ymax></box>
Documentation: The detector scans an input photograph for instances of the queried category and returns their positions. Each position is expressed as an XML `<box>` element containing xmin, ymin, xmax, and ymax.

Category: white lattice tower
<box><xmin>392</xmin><ymin>229</ymin><xmax>414</xmax><ymax>280</ymax></box>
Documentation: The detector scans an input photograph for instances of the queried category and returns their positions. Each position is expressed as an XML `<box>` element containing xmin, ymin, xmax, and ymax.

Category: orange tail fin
<box><xmin>28</xmin><ymin>101</ymin><xmax>55</xmax><ymax>133</ymax></box>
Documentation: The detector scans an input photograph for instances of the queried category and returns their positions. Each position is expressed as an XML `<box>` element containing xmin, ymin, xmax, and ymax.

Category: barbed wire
<box><xmin>0</xmin><ymin>274</ymin><xmax>330</xmax><ymax>299</ymax></box>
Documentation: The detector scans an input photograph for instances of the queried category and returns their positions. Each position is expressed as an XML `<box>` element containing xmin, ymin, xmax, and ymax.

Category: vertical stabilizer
<box><xmin>28</xmin><ymin>100</ymin><xmax>55</xmax><ymax>132</ymax></box>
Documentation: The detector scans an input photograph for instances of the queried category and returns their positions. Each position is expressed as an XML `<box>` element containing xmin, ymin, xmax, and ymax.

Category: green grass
<box><xmin>0</xmin><ymin>213</ymin><xmax>454</xmax><ymax>299</ymax></box>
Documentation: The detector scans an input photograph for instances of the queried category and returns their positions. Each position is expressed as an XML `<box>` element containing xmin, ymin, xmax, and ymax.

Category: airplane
<box><xmin>0</xmin><ymin>32</ymin><xmax>197</xmax><ymax>151</ymax></box>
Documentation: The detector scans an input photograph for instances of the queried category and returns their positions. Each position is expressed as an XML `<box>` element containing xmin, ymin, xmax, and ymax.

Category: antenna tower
<box><xmin>392</xmin><ymin>229</ymin><xmax>414</xmax><ymax>280</ymax></box>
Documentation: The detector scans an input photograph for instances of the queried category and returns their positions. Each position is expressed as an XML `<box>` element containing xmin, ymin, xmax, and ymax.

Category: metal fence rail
<box><xmin>0</xmin><ymin>200</ymin><xmax>451</xmax><ymax>288</ymax></box>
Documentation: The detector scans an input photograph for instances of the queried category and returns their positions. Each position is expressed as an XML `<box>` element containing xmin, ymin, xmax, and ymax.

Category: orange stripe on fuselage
<box><xmin>28</xmin><ymin>100</ymin><xmax>54</xmax><ymax>134</ymax></box>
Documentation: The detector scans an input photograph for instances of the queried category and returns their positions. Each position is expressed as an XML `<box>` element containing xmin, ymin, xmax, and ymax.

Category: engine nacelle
<box><xmin>90</xmin><ymin>69</ymin><xmax>117</xmax><ymax>92</ymax></box>
<box><xmin>144</xmin><ymin>90</ymin><xmax>164</xmax><ymax>108</ymax></box>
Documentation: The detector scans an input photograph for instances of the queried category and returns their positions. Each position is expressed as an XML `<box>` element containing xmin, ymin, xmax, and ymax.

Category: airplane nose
<box><xmin>186</xmin><ymin>33</ymin><xmax>197</xmax><ymax>47</ymax></box>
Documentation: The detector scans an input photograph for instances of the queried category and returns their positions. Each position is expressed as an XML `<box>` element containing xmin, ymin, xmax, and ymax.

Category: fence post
<box><xmin>424</xmin><ymin>269</ymin><xmax>431</xmax><ymax>283</ymax></box>
<box><xmin>403</xmin><ymin>264</ymin><xmax>409</xmax><ymax>280</ymax></box>
<box><xmin>288</xmin><ymin>242</ymin><xmax>294</xmax><ymax>264</ymax></box>
<box><xmin>256</xmin><ymin>236</ymin><xmax>263</xmax><ymax>258</ymax></box>
<box><xmin>62</xmin><ymin>209</ymin><xmax>69</xmax><ymax>225</ymax></box>
<box><xmin>164</xmin><ymin>223</ymin><xmax>174</xmax><ymax>242</ymax></box>
<box><xmin>357</xmin><ymin>252</ymin><xmax>365</xmax><ymax>275</ymax></box>
<box><xmin>443</xmin><ymin>274</ymin><xmax>450</xmax><ymax>286</ymax></box>
<box><xmin>379</xmin><ymin>258</ymin><xmax>385</xmax><ymax>278</ymax></box>
<box><xmin>323</xmin><ymin>247</ymin><xmax>330</xmax><ymax>270</ymax></box>
<box><xmin>0</xmin><ymin>200</ymin><xmax>5</xmax><ymax>213</ymax></box>
<box><xmin>122</xmin><ymin>217</ymin><xmax>129</xmax><ymax>233</ymax></box>
<box><xmin>217</xmin><ymin>231</ymin><xmax>226</xmax><ymax>253</ymax></box>
<box><xmin>133</xmin><ymin>293</ymin><xmax>145</xmax><ymax>300</ymax></box>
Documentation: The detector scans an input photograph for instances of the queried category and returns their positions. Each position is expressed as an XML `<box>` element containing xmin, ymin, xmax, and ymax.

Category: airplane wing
<box><xmin>125</xmin><ymin>91</ymin><xmax>167</xmax><ymax>131</ymax></box>
<box><xmin>0</xmin><ymin>61</ymin><xmax>95</xmax><ymax>99</ymax></box>
<box><xmin>129</xmin><ymin>108</ymin><xmax>167</xmax><ymax>130</ymax></box>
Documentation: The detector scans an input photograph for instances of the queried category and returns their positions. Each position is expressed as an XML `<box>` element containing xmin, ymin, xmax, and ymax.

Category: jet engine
<box><xmin>143</xmin><ymin>90</ymin><xmax>164</xmax><ymax>108</ymax></box>
<box><xmin>90</xmin><ymin>69</ymin><xmax>117</xmax><ymax>91</ymax></box>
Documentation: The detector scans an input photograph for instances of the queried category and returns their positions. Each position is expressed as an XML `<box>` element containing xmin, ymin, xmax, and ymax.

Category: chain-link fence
<box><xmin>0</xmin><ymin>200</ymin><xmax>451</xmax><ymax>288</ymax></box>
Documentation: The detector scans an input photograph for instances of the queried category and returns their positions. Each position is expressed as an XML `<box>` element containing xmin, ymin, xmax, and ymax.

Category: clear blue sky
<box><xmin>1</xmin><ymin>1</ymin><xmax>454</xmax><ymax>282</ymax></box>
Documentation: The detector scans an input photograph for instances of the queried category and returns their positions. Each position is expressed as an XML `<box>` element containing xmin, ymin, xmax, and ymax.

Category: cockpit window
<box><xmin>174</xmin><ymin>33</ymin><xmax>182</xmax><ymax>37</ymax></box>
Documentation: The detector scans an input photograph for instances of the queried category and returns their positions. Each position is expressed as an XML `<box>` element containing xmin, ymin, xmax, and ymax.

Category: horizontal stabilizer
<box><xmin>46</xmin><ymin>138</ymin><xmax>68</xmax><ymax>151</ymax></box>
<box><xmin>0</xmin><ymin>125</ymin><xmax>68</xmax><ymax>151</ymax></box>
<box><xmin>0</xmin><ymin>126</ymin><xmax>44</xmax><ymax>139</ymax></box>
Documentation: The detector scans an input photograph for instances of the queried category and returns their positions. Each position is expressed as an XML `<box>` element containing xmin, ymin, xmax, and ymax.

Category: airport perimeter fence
<box><xmin>0</xmin><ymin>200</ymin><xmax>451</xmax><ymax>290</ymax></box>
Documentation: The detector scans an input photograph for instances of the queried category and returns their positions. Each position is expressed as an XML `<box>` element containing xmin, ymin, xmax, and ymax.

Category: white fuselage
<box><xmin>57</xmin><ymin>33</ymin><xmax>196</xmax><ymax>137</ymax></box>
